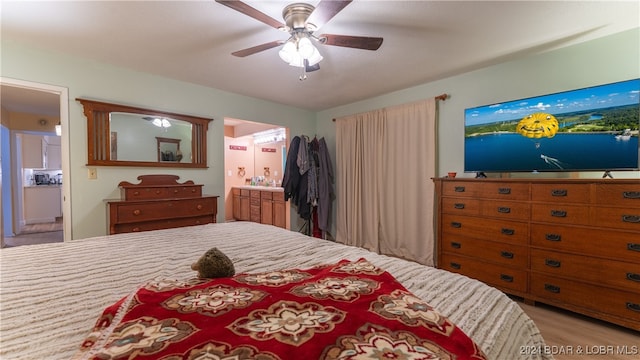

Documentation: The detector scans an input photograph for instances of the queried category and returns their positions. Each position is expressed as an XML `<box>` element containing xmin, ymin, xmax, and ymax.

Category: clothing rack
<box><xmin>282</xmin><ymin>134</ymin><xmax>334</xmax><ymax>239</ymax></box>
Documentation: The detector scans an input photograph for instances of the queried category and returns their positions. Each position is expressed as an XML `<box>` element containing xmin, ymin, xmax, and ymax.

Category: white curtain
<box><xmin>336</xmin><ymin>98</ymin><xmax>437</xmax><ymax>266</ymax></box>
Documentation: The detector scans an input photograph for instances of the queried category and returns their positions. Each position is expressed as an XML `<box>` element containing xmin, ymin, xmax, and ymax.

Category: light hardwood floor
<box><xmin>518</xmin><ymin>301</ymin><xmax>639</xmax><ymax>359</ymax></box>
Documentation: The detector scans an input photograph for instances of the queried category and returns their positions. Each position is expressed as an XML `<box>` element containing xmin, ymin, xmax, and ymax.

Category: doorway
<box><xmin>223</xmin><ymin>118</ymin><xmax>288</xmax><ymax>223</ymax></box>
<box><xmin>0</xmin><ymin>78</ymin><xmax>71</xmax><ymax>248</ymax></box>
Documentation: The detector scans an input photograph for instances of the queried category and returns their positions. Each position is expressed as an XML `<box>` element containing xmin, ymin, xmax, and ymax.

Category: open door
<box><xmin>0</xmin><ymin>78</ymin><xmax>71</xmax><ymax>246</ymax></box>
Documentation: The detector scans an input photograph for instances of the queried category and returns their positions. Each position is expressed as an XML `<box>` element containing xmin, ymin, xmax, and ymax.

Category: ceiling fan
<box><xmin>216</xmin><ymin>0</ymin><xmax>383</xmax><ymax>79</ymax></box>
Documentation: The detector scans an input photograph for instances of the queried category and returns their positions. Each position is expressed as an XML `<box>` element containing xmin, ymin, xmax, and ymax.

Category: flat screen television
<box><xmin>464</xmin><ymin>78</ymin><xmax>639</xmax><ymax>174</ymax></box>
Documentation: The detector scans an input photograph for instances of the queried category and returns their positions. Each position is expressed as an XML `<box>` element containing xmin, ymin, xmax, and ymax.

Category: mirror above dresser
<box><xmin>77</xmin><ymin>98</ymin><xmax>212</xmax><ymax>168</ymax></box>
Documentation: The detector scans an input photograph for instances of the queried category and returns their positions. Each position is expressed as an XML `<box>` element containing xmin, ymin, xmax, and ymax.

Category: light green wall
<box><xmin>1</xmin><ymin>40</ymin><xmax>315</xmax><ymax>239</ymax></box>
<box><xmin>316</xmin><ymin>28</ymin><xmax>639</xmax><ymax>237</ymax></box>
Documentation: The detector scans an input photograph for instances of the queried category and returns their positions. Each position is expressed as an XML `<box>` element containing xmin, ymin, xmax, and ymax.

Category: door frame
<box><xmin>0</xmin><ymin>77</ymin><xmax>71</xmax><ymax>245</ymax></box>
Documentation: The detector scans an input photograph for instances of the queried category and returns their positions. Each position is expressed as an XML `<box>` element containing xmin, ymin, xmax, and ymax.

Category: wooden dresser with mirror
<box><xmin>433</xmin><ymin>177</ymin><xmax>640</xmax><ymax>331</ymax></box>
<box><xmin>107</xmin><ymin>175</ymin><xmax>218</xmax><ymax>234</ymax></box>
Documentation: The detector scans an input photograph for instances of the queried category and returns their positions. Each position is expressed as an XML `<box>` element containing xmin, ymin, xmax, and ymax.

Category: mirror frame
<box><xmin>77</xmin><ymin>98</ymin><xmax>212</xmax><ymax>168</ymax></box>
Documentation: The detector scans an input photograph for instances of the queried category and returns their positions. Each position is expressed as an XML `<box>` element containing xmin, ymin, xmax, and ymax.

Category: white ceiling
<box><xmin>1</xmin><ymin>1</ymin><xmax>639</xmax><ymax>114</ymax></box>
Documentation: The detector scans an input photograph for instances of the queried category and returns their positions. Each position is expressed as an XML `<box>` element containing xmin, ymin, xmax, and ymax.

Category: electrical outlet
<box><xmin>88</xmin><ymin>168</ymin><xmax>97</xmax><ymax>179</ymax></box>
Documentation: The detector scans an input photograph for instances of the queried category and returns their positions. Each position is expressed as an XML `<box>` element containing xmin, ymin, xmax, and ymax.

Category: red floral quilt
<box><xmin>75</xmin><ymin>259</ymin><xmax>486</xmax><ymax>359</ymax></box>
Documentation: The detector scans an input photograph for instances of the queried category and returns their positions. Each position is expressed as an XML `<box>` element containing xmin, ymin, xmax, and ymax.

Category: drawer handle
<box><xmin>132</xmin><ymin>227</ymin><xmax>140</xmax><ymax>232</ymax></box>
<box><xmin>621</xmin><ymin>215</ymin><xmax>640</xmax><ymax>223</ymax></box>
<box><xmin>500</xmin><ymin>274</ymin><xmax>514</xmax><ymax>282</ymax></box>
<box><xmin>501</xmin><ymin>228</ymin><xmax>515</xmax><ymax>236</ymax></box>
<box><xmin>196</xmin><ymin>204</ymin><xmax>203</xmax><ymax>210</ymax></box>
<box><xmin>450</xmin><ymin>242</ymin><xmax>461</xmax><ymax>249</ymax></box>
<box><xmin>498</xmin><ymin>187</ymin><xmax>511</xmax><ymax>195</ymax></box>
<box><xmin>497</xmin><ymin>206</ymin><xmax>511</xmax><ymax>213</ymax></box>
<box><xmin>551</xmin><ymin>189</ymin><xmax>567</xmax><ymax>197</ymax></box>
<box><xmin>155</xmin><ymin>190</ymin><xmax>161</xmax><ymax>194</ymax></box>
<box><xmin>551</xmin><ymin>210</ymin><xmax>567</xmax><ymax>217</ymax></box>
<box><xmin>450</xmin><ymin>262</ymin><xmax>461</xmax><ymax>269</ymax></box>
<box><xmin>132</xmin><ymin>209</ymin><xmax>141</xmax><ymax>216</ymax></box>
<box><xmin>622</xmin><ymin>191</ymin><xmax>640</xmax><ymax>199</ymax></box>
<box><xmin>626</xmin><ymin>273</ymin><xmax>640</xmax><ymax>282</ymax></box>
<box><xmin>544</xmin><ymin>284</ymin><xmax>560</xmax><ymax>293</ymax></box>
<box><xmin>454</xmin><ymin>186</ymin><xmax>465</xmax><ymax>192</ymax></box>
<box><xmin>133</xmin><ymin>191</ymin><xmax>140</xmax><ymax>196</ymax></box>
<box><xmin>174</xmin><ymin>189</ymin><xmax>179</xmax><ymax>193</ymax></box>
<box><xmin>500</xmin><ymin>251</ymin><xmax>514</xmax><ymax>259</ymax></box>
<box><xmin>545</xmin><ymin>233</ymin><xmax>562</xmax><ymax>242</ymax></box>
<box><xmin>453</xmin><ymin>203</ymin><xmax>465</xmax><ymax>209</ymax></box>
<box><xmin>545</xmin><ymin>259</ymin><xmax>561</xmax><ymax>268</ymax></box>
<box><xmin>628</xmin><ymin>243</ymin><xmax>640</xmax><ymax>252</ymax></box>
<box><xmin>191</xmin><ymin>188</ymin><xmax>197</xmax><ymax>193</ymax></box>
<box><xmin>450</xmin><ymin>222</ymin><xmax>462</xmax><ymax>228</ymax></box>
<box><xmin>626</xmin><ymin>302</ymin><xmax>640</xmax><ymax>313</ymax></box>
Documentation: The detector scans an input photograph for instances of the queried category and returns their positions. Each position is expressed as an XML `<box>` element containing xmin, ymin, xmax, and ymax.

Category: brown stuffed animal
<box><xmin>191</xmin><ymin>247</ymin><xmax>235</xmax><ymax>278</ymax></box>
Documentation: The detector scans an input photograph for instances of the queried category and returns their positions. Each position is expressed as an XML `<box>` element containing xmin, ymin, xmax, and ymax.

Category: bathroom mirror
<box><xmin>77</xmin><ymin>98</ymin><xmax>212</xmax><ymax>168</ymax></box>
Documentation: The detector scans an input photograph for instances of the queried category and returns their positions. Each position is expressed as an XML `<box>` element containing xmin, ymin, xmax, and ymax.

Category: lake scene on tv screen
<box><xmin>464</xmin><ymin>79</ymin><xmax>640</xmax><ymax>172</ymax></box>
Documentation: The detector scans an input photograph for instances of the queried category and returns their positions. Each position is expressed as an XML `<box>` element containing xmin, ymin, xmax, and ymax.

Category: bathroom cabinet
<box><xmin>233</xmin><ymin>187</ymin><xmax>286</xmax><ymax>229</ymax></box>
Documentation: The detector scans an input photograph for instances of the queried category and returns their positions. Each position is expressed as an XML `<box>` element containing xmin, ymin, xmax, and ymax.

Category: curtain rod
<box><xmin>332</xmin><ymin>93</ymin><xmax>449</xmax><ymax>121</ymax></box>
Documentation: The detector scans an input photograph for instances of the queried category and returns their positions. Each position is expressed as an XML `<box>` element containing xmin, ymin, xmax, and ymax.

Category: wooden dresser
<box><xmin>433</xmin><ymin>178</ymin><xmax>640</xmax><ymax>330</ymax></box>
<box><xmin>107</xmin><ymin>175</ymin><xmax>218</xmax><ymax>234</ymax></box>
<box><xmin>232</xmin><ymin>187</ymin><xmax>286</xmax><ymax>229</ymax></box>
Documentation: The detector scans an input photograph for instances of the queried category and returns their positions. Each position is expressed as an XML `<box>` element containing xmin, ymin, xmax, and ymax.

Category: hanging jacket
<box><xmin>317</xmin><ymin>137</ymin><xmax>334</xmax><ymax>232</ymax></box>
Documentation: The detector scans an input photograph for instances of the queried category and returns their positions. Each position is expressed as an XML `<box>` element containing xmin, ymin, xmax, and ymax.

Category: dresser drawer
<box><xmin>442</xmin><ymin>181</ymin><xmax>483</xmax><ymax>198</ymax></box>
<box><xmin>531</xmin><ymin>249</ymin><xmax>640</xmax><ymax>293</ymax></box>
<box><xmin>273</xmin><ymin>191</ymin><xmax>285</xmax><ymax>201</ymax></box>
<box><xmin>251</xmin><ymin>190</ymin><xmax>261</xmax><ymax>199</ymax></box>
<box><xmin>441</xmin><ymin>198</ymin><xmax>481</xmax><ymax>215</ymax></box>
<box><xmin>241</xmin><ymin>189</ymin><xmax>250</xmax><ymax>197</ymax></box>
<box><xmin>442</xmin><ymin>214</ymin><xmax>529</xmax><ymax>245</ymax></box>
<box><xmin>477</xmin><ymin>182</ymin><xmax>530</xmax><ymax>201</ymax></box>
<box><xmin>480</xmin><ymin>200</ymin><xmax>530</xmax><ymax>220</ymax></box>
<box><xmin>595</xmin><ymin>183</ymin><xmax>640</xmax><ymax>208</ymax></box>
<box><xmin>592</xmin><ymin>206</ymin><xmax>640</xmax><ymax>231</ymax></box>
<box><xmin>121</xmin><ymin>185</ymin><xmax>202</xmax><ymax>200</ymax></box>
<box><xmin>530</xmin><ymin>273</ymin><xmax>640</xmax><ymax>323</ymax></box>
<box><xmin>531</xmin><ymin>183</ymin><xmax>590</xmax><ymax>204</ymax></box>
<box><xmin>530</xmin><ymin>224</ymin><xmax>640</xmax><ymax>262</ymax></box>
<box><xmin>112</xmin><ymin>198</ymin><xmax>215</xmax><ymax>223</ymax></box>
<box><xmin>442</xmin><ymin>234</ymin><xmax>528</xmax><ymax>268</ymax></box>
<box><xmin>531</xmin><ymin>203</ymin><xmax>590</xmax><ymax>225</ymax></box>
<box><xmin>440</xmin><ymin>253</ymin><xmax>527</xmax><ymax>293</ymax></box>
<box><xmin>112</xmin><ymin>215</ymin><xmax>214</xmax><ymax>234</ymax></box>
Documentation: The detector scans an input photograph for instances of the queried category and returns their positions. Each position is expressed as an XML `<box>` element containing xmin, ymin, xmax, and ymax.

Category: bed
<box><xmin>0</xmin><ymin>222</ymin><xmax>551</xmax><ymax>359</ymax></box>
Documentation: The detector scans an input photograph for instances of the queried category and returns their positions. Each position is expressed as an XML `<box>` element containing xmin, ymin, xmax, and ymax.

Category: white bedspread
<box><xmin>0</xmin><ymin>222</ymin><xmax>551</xmax><ymax>359</ymax></box>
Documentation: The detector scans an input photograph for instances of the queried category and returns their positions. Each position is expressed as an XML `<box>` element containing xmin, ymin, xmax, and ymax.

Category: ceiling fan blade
<box><xmin>320</xmin><ymin>34</ymin><xmax>383</xmax><ymax>50</ymax></box>
<box><xmin>215</xmin><ymin>0</ymin><xmax>284</xmax><ymax>29</ymax></box>
<box><xmin>307</xmin><ymin>0</ymin><xmax>352</xmax><ymax>29</ymax></box>
<box><xmin>232</xmin><ymin>40</ymin><xmax>283</xmax><ymax>57</ymax></box>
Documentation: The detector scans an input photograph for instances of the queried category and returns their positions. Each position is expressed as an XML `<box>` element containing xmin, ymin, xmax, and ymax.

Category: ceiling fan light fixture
<box><xmin>278</xmin><ymin>41</ymin><xmax>296</xmax><ymax>63</ymax></box>
<box><xmin>297</xmin><ymin>36</ymin><xmax>314</xmax><ymax>58</ymax></box>
<box><xmin>279</xmin><ymin>35</ymin><xmax>322</xmax><ymax>69</ymax></box>
<box><xmin>307</xmin><ymin>47</ymin><xmax>323</xmax><ymax>66</ymax></box>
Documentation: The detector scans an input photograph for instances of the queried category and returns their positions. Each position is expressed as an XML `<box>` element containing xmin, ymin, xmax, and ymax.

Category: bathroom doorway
<box><xmin>223</xmin><ymin>118</ymin><xmax>288</xmax><ymax>222</ymax></box>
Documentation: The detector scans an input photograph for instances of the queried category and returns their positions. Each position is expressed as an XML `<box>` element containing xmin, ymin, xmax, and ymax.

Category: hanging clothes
<box><xmin>283</xmin><ymin>134</ymin><xmax>334</xmax><ymax>229</ymax></box>
<box><xmin>317</xmin><ymin>137</ymin><xmax>334</xmax><ymax>232</ymax></box>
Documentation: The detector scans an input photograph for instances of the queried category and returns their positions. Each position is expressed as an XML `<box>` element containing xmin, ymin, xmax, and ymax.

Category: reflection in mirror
<box><xmin>77</xmin><ymin>98</ymin><xmax>211</xmax><ymax>168</ymax></box>
<box><xmin>156</xmin><ymin>137</ymin><xmax>182</xmax><ymax>162</ymax></box>
<box><xmin>109</xmin><ymin>113</ymin><xmax>192</xmax><ymax>163</ymax></box>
